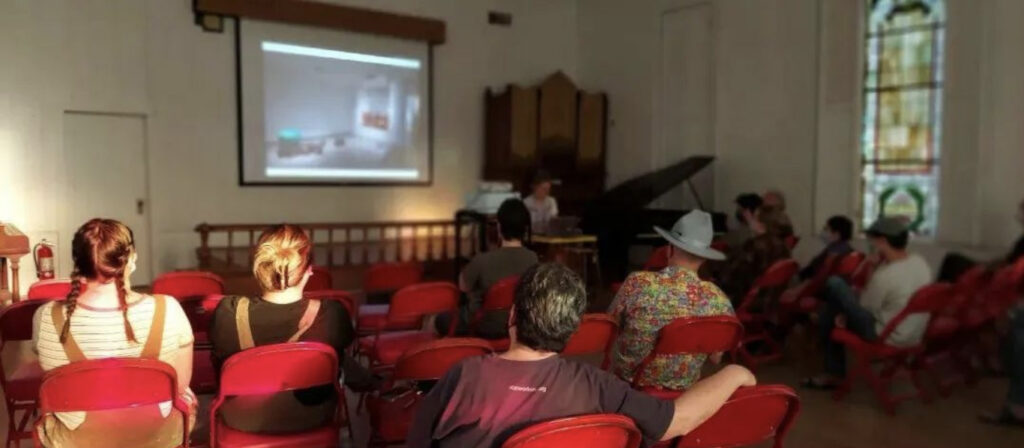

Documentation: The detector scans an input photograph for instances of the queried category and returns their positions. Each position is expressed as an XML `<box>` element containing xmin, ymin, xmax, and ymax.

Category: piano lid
<box><xmin>585</xmin><ymin>155</ymin><xmax>713</xmax><ymax>215</ymax></box>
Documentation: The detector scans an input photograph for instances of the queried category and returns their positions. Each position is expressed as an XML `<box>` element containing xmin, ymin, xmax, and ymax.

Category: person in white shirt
<box><xmin>523</xmin><ymin>171</ymin><xmax>559</xmax><ymax>233</ymax></box>
<box><xmin>804</xmin><ymin>216</ymin><xmax>932</xmax><ymax>388</ymax></box>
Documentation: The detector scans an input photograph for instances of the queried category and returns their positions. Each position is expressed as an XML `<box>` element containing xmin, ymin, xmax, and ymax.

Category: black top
<box><xmin>408</xmin><ymin>355</ymin><xmax>674</xmax><ymax>448</ymax></box>
<box><xmin>799</xmin><ymin>240</ymin><xmax>853</xmax><ymax>280</ymax></box>
<box><xmin>209</xmin><ymin>295</ymin><xmax>354</xmax><ymax>369</ymax></box>
<box><xmin>1008</xmin><ymin>235</ymin><xmax>1024</xmax><ymax>265</ymax></box>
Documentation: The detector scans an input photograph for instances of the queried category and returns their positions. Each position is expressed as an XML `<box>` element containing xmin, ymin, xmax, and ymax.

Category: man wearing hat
<box><xmin>805</xmin><ymin>216</ymin><xmax>932</xmax><ymax>389</ymax></box>
<box><xmin>609</xmin><ymin>210</ymin><xmax>734</xmax><ymax>390</ymax></box>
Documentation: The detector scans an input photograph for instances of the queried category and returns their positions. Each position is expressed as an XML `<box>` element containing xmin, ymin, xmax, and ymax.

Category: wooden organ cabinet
<box><xmin>484</xmin><ymin>72</ymin><xmax>608</xmax><ymax>216</ymax></box>
<box><xmin>0</xmin><ymin>223</ymin><xmax>30</xmax><ymax>303</ymax></box>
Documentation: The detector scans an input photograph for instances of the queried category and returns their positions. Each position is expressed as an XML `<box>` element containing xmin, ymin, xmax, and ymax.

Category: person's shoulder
<box><xmin>34</xmin><ymin>301</ymin><xmax>57</xmax><ymax>321</ymax></box>
<box><xmin>212</xmin><ymin>295</ymin><xmax>246</xmax><ymax>315</ymax></box>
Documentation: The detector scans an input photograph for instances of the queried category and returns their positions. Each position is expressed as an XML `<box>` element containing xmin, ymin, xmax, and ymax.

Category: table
<box><xmin>529</xmin><ymin>234</ymin><xmax>601</xmax><ymax>287</ymax></box>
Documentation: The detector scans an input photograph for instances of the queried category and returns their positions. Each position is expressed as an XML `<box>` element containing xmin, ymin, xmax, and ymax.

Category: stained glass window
<box><xmin>861</xmin><ymin>0</ymin><xmax>945</xmax><ymax>235</ymax></box>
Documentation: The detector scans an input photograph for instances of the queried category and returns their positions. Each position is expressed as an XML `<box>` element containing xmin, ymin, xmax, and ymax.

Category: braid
<box><xmin>115</xmin><ymin>273</ymin><xmax>138</xmax><ymax>343</ymax></box>
<box><xmin>59</xmin><ymin>272</ymin><xmax>82</xmax><ymax>344</ymax></box>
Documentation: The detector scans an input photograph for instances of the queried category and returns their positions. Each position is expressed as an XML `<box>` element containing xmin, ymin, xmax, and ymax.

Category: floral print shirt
<box><xmin>610</xmin><ymin>265</ymin><xmax>734</xmax><ymax>390</ymax></box>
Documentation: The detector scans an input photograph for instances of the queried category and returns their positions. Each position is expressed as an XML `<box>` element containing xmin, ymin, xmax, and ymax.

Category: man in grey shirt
<box><xmin>435</xmin><ymin>199</ymin><xmax>538</xmax><ymax>339</ymax></box>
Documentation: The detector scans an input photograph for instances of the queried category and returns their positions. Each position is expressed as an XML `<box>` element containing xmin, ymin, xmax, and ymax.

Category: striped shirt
<box><xmin>32</xmin><ymin>295</ymin><xmax>195</xmax><ymax>430</ymax></box>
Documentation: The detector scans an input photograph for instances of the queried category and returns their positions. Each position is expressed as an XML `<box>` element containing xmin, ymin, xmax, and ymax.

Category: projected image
<box><xmin>261</xmin><ymin>42</ymin><xmax>424</xmax><ymax>181</ymax></box>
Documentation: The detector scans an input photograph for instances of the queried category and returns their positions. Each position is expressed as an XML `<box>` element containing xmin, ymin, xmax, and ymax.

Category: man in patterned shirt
<box><xmin>610</xmin><ymin>210</ymin><xmax>734</xmax><ymax>390</ymax></box>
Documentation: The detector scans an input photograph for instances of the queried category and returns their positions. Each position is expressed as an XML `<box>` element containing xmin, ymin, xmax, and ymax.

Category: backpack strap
<box><xmin>50</xmin><ymin>303</ymin><xmax>87</xmax><ymax>363</ymax></box>
<box><xmin>140</xmin><ymin>295</ymin><xmax>168</xmax><ymax>359</ymax></box>
<box><xmin>235</xmin><ymin>297</ymin><xmax>256</xmax><ymax>350</ymax></box>
<box><xmin>287</xmin><ymin>299</ymin><xmax>321</xmax><ymax>343</ymax></box>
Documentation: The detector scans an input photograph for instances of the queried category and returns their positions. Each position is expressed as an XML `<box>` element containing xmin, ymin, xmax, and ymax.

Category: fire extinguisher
<box><xmin>33</xmin><ymin>239</ymin><xmax>55</xmax><ymax>280</ymax></box>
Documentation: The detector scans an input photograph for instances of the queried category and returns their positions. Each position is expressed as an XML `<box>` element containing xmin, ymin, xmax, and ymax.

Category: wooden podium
<box><xmin>0</xmin><ymin>223</ymin><xmax>30</xmax><ymax>303</ymax></box>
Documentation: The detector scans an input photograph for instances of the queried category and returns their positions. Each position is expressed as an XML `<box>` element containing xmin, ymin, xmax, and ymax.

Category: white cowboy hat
<box><xmin>653</xmin><ymin>210</ymin><xmax>726</xmax><ymax>261</ymax></box>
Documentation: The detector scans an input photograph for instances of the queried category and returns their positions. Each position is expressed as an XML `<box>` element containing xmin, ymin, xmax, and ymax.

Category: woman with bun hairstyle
<box><xmin>32</xmin><ymin>218</ymin><xmax>196</xmax><ymax>447</ymax></box>
<box><xmin>209</xmin><ymin>224</ymin><xmax>374</xmax><ymax>433</ymax></box>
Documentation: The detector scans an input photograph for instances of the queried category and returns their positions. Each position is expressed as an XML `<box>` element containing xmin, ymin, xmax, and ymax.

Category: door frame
<box><xmin>61</xmin><ymin>110</ymin><xmax>155</xmax><ymax>286</ymax></box>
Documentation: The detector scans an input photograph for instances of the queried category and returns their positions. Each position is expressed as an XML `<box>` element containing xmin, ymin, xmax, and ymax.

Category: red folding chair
<box><xmin>210</xmin><ymin>342</ymin><xmax>347</xmax><ymax>447</ymax></box>
<box><xmin>563</xmin><ymin>314</ymin><xmax>619</xmax><ymax>370</ymax></box>
<box><xmin>304</xmin><ymin>266</ymin><xmax>333</xmax><ymax>292</ymax></box>
<box><xmin>358</xmin><ymin>282</ymin><xmax>460</xmax><ymax>370</ymax></box>
<box><xmin>473</xmin><ymin>276</ymin><xmax>519</xmax><ymax>352</ymax></box>
<box><xmin>34</xmin><ymin>358</ymin><xmax>191</xmax><ymax>448</ymax></box>
<box><xmin>358</xmin><ymin>262</ymin><xmax>424</xmax><ymax>334</ymax></box>
<box><xmin>171</xmin><ymin>294</ymin><xmax>224</xmax><ymax>394</ymax></box>
<box><xmin>501</xmin><ymin>414</ymin><xmax>642</xmax><ymax>448</ymax></box>
<box><xmin>830</xmin><ymin>282</ymin><xmax>954</xmax><ymax>414</ymax></box>
<box><xmin>25</xmin><ymin>279</ymin><xmax>74</xmax><ymax>301</ymax></box>
<box><xmin>367</xmin><ymin>338</ymin><xmax>493</xmax><ymax>446</ymax></box>
<box><xmin>784</xmin><ymin>235</ymin><xmax>800</xmax><ymax>250</ymax></box>
<box><xmin>1</xmin><ymin>298</ymin><xmax>61</xmax><ymax>448</ymax></box>
<box><xmin>834</xmin><ymin>251</ymin><xmax>866</xmax><ymax>279</ymax></box>
<box><xmin>677</xmin><ymin>385</ymin><xmax>800</xmax><ymax>448</ymax></box>
<box><xmin>151</xmin><ymin>271</ymin><xmax>224</xmax><ymax>298</ymax></box>
<box><xmin>735</xmin><ymin>259</ymin><xmax>799</xmax><ymax>369</ymax></box>
<box><xmin>631</xmin><ymin>315</ymin><xmax>743</xmax><ymax>400</ymax></box>
<box><xmin>849</xmin><ymin>256</ymin><xmax>878</xmax><ymax>292</ymax></box>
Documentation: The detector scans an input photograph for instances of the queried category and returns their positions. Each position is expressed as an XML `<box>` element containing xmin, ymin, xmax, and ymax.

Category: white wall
<box><xmin>0</xmin><ymin>0</ymin><xmax>578</xmax><ymax>287</ymax></box>
<box><xmin>578</xmin><ymin>0</ymin><xmax>1024</xmax><ymax>269</ymax></box>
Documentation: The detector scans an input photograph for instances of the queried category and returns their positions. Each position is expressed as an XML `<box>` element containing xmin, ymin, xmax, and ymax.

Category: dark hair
<box><xmin>532</xmin><ymin>170</ymin><xmax>554</xmax><ymax>186</ymax></box>
<box><xmin>497</xmin><ymin>199</ymin><xmax>530</xmax><ymax>241</ymax></box>
<box><xmin>826</xmin><ymin>215</ymin><xmax>854</xmax><ymax>241</ymax></box>
<box><xmin>868</xmin><ymin>230</ymin><xmax>909</xmax><ymax>250</ymax></box>
<box><xmin>735</xmin><ymin>193</ymin><xmax>763</xmax><ymax>212</ymax></box>
<box><xmin>512</xmin><ymin>263</ymin><xmax>587</xmax><ymax>353</ymax></box>
<box><xmin>65</xmin><ymin>219</ymin><xmax>137</xmax><ymax>344</ymax></box>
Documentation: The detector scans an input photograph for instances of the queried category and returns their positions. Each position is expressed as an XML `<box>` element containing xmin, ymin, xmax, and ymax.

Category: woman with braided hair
<box><xmin>32</xmin><ymin>218</ymin><xmax>196</xmax><ymax>447</ymax></box>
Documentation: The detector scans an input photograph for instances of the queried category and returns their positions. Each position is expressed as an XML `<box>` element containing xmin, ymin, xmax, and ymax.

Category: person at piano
<box><xmin>710</xmin><ymin>205</ymin><xmax>791</xmax><ymax>304</ymax></box>
<box><xmin>721</xmin><ymin>193</ymin><xmax>763</xmax><ymax>249</ymax></box>
<box><xmin>608</xmin><ymin>210</ymin><xmax>734</xmax><ymax>391</ymax></box>
<box><xmin>523</xmin><ymin>170</ymin><xmax>559</xmax><ymax>234</ymax></box>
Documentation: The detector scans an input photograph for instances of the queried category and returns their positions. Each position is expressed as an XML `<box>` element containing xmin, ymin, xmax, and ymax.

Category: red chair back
<box><xmin>947</xmin><ymin>265</ymin><xmax>988</xmax><ymax>317</ymax></box>
<box><xmin>26</xmin><ymin>279</ymin><xmax>74</xmax><ymax>300</ymax></box>
<box><xmin>304</xmin><ymin>289</ymin><xmax>357</xmax><ymax>318</ymax></box>
<box><xmin>387</xmin><ymin>282</ymin><xmax>460</xmax><ymax>331</ymax></box>
<box><xmin>563</xmin><ymin>314</ymin><xmax>618</xmax><ymax>369</ymax></box>
<box><xmin>834</xmin><ymin>252</ymin><xmax>866</xmax><ymax>278</ymax></box>
<box><xmin>643</xmin><ymin>246</ymin><xmax>671</xmax><ymax>271</ymax></box>
<box><xmin>151</xmin><ymin>271</ymin><xmax>223</xmax><ymax>298</ymax></box>
<box><xmin>392</xmin><ymin>338</ymin><xmax>493</xmax><ymax>381</ymax></box>
<box><xmin>481</xmin><ymin>276</ymin><xmax>519</xmax><ymax>313</ymax></box>
<box><xmin>877</xmin><ymin>283</ymin><xmax>953</xmax><ymax>343</ymax></box>
<box><xmin>0</xmin><ymin>298</ymin><xmax>61</xmax><ymax>343</ymax></box>
<box><xmin>850</xmin><ymin>257</ymin><xmax>878</xmax><ymax>290</ymax></box>
<box><xmin>36</xmin><ymin>358</ymin><xmax>190</xmax><ymax>447</ymax></box>
<box><xmin>677</xmin><ymin>385</ymin><xmax>800</xmax><ymax>448</ymax></box>
<box><xmin>633</xmin><ymin>315</ymin><xmax>743</xmax><ymax>385</ymax></box>
<box><xmin>737</xmin><ymin>259</ymin><xmax>799</xmax><ymax>313</ymax></box>
<box><xmin>304</xmin><ymin>266</ymin><xmax>333</xmax><ymax>292</ymax></box>
<box><xmin>784</xmin><ymin>235</ymin><xmax>800</xmax><ymax>250</ymax></box>
<box><xmin>984</xmin><ymin>259</ymin><xmax>1024</xmax><ymax>317</ymax></box>
<box><xmin>502</xmin><ymin>414</ymin><xmax>642</xmax><ymax>448</ymax></box>
<box><xmin>364</xmin><ymin>262</ymin><xmax>423</xmax><ymax>293</ymax></box>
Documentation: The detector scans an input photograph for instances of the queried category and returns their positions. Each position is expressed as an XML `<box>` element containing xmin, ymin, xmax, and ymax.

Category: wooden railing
<box><xmin>195</xmin><ymin>220</ymin><xmax>483</xmax><ymax>274</ymax></box>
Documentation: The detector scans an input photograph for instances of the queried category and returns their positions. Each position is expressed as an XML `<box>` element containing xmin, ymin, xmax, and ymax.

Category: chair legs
<box><xmin>833</xmin><ymin>354</ymin><xmax>928</xmax><ymax>415</ymax></box>
<box><xmin>5</xmin><ymin>400</ymin><xmax>36</xmax><ymax>448</ymax></box>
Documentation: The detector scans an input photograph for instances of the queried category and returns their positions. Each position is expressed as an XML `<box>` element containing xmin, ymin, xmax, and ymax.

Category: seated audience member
<box><xmin>721</xmin><ymin>193</ymin><xmax>763</xmax><ymax>249</ymax></box>
<box><xmin>610</xmin><ymin>210</ymin><xmax>734</xmax><ymax>390</ymax></box>
<box><xmin>209</xmin><ymin>224</ymin><xmax>374</xmax><ymax>433</ymax></box>
<box><xmin>980</xmin><ymin>305</ymin><xmax>1024</xmax><ymax>427</ymax></box>
<box><xmin>799</xmin><ymin>215</ymin><xmax>854</xmax><ymax>280</ymax></box>
<box><xmin>762</xmin><ymin>189</ymin><xmax>795</xmax><ymax>238</ymax></box>
<box><xmin>938</xmin><ymin>198</ymin><xmax>1024</xmax><ymax>282</ymax></box>
<box><xmin>804</xmin><ymin>217</ymin><xmax>931</xmax><ymax>388</ymax></box>
<box><xmin>712</xmin><ymin>206</ymin><xmax>792</xmax><ymax>302</ymax></box>
<box><xmin>409</xmin><ymin>263</ymin><xmax>757</xmax><ymax>447</ymax></box>
<box><xmin>523</xmin><ymin>170</ymin><xmax>559</xmax><ymax>233</ymax></box>
<box><xmin>33</xmin><ymin>219</ymin><xmax>196</xmax><ymax>447</ymax></box>
<box><xmin>435</xmin><ymin>199</ymin><xmax>538</xmax><ymax>339</ymax></box>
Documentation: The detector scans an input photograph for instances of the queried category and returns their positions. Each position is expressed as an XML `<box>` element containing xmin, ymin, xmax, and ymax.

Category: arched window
<box><xmin>860</xmin><ymin>0</ymin><xmax>945</xmax><ymax>235</ymax></box>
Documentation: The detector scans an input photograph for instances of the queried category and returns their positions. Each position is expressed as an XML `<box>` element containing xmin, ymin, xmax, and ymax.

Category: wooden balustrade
<box><xmin>194</xmin><ymin>220</ymin><xmax>482</xmax><ymax>275</ymax></box>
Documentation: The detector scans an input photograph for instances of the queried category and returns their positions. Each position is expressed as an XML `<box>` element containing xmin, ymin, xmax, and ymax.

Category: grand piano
<box><xmin>581</xmin><ymin>155</ymin><xmax>727</xmax><ymax>281</ymax></box>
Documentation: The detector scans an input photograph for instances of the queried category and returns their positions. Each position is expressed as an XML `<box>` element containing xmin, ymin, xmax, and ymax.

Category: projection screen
<box><xmin>237</xmin><ymin>19</ymin><xmax>431</xmax><ymax>185</ymax></box>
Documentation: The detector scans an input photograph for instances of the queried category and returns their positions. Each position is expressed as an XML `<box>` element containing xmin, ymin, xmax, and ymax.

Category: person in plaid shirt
<box><xmin>610</xmin><ymin>210</ymin><xmax>735</xmax><ymax>390</ymax></box>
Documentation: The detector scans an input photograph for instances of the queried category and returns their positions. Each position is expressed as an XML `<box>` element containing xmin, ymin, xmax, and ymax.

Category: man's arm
<box><xmin>407</xmin><ymin>363</ymin><xmax>463</xmax><ymax>448</ymax></box>
<box><xmin>661</xmin><ymin>365</ymin><xmax>756</xmax><ymax>440</ymax></box>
